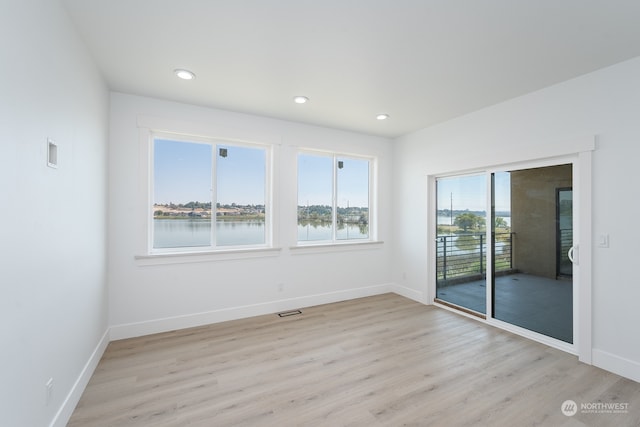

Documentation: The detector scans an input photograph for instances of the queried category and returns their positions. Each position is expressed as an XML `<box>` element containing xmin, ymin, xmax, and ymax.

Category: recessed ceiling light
<box><xmin>174</xmin><ymin>69</ymin><xmax>196</xmax><ymax>80</ymax></box>
<box><xmin>376</xmin><ymin>114</ymin><xmax>389</xmax><ymax>120</ymax></box>
<box><xmin>293</xmin><ymin>96</ymin><xmax>309</xmax><ymax>104</ymax></box>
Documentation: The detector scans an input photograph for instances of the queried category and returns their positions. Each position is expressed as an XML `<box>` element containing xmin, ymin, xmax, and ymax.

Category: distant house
<box><xmin>217</xmin><ymin>208</ymin><xmax>242</xmax><ymax>216</ymax></box>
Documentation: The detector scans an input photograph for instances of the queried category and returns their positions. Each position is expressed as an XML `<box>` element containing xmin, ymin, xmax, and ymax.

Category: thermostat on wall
<box><xmin>47</xmin><ymin>138</ymin><xmax>58</xmax><ymax>168</ymax></box>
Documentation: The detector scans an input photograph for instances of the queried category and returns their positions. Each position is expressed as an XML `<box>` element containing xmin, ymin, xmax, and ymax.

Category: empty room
<box><xmin>3</xmin><ymin>1</ymin><xmax>640</xmax><ymax>426</ymax></box>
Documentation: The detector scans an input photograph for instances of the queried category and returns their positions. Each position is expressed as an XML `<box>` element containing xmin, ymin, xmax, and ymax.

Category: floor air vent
<box><xmin>277</xmin><ymin>310</ymin><xmax>302</xmax><ymax>317</ymax></box>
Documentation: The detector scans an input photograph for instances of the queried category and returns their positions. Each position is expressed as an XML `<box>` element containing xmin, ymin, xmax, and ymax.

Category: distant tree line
<box><xmin>157</xmin><ymin>201</ymin><xmax>211</xmax><ymax>209</ymax></box>
<box><xmin>155</xmin><ymin>202</ymin><xmax>266</xmax><ymax>210</ymax></box>
<box><xmin>298</xmin><ymin>204</ymin><xmax>369</xmax><ymax>224</ymax></box>
<box><xmin>153</xmin><ymin>202</ymin><xmax>265</xmax><ymax>219</ymax></box>
<box><xmin>453</xmin><ymin>212</ymin><xmax>509</xmax><ymax>232</ymax></box>
<box><xmin>438</xmin><ymin>209</ymin><xmax>510</xmax><ymax>218</ymax></box>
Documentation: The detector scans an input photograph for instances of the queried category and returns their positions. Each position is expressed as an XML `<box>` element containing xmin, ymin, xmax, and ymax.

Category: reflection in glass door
<box><xmin>557</xmin><ymin>188</ymin><xmax>573</xmax><ymax>277</ymax></box>
<box><xmin>435</xmin><ymin>174</ymin><xmax>487</xmax><ymax>315</ymax></box>
<box><xmin>491</xmin><ymin>165</ymin><xmax>573</xmax><ymax>343</ymax></box>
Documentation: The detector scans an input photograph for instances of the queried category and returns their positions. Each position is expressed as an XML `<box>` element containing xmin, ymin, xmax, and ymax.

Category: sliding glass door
<box><xmin>435</xmin><ymin>174</ymin><xmax>487</xmax><ymax>315</ymax></box>
<box><xmin>435</xmin><ymin>163</ymin><xmax>574</xmax><ymax>344</ymax></box>
<box><xmin>491</xmin><ymin>165</ymin><xmax>573</xmax><ymax>343</ymax></box>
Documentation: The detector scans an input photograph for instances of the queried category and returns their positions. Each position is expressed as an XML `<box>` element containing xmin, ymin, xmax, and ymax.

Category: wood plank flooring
<box><xmin>68</xmin><ymin>294</ymin><xmax>640</xmax><ymax>426</ymax></box>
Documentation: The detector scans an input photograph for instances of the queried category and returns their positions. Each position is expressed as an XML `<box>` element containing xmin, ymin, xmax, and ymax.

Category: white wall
<box><xmin>108</xmin><ymin>93</ymin><xmax>393</xmax><ymax>338</ymax></box>
<box><xmin>0</xmin><ymin>1</ymin><xmax>109</xmax><ymax>426</ymax></box>
<box><xmin>392</xmin><ymin>56</ymin><xmax>640</xmax><ymax>381</ymax></box>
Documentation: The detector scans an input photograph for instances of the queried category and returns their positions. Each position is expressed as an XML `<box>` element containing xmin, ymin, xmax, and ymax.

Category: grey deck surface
<box><xmin>437</xmin><ymin>273</ymin><xmax>573</xmax><ymax>343</ymax></box>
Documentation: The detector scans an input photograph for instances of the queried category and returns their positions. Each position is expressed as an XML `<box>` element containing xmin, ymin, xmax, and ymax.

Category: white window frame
<box><xmin>295</xmin><ymin>149</ymin><xmax>376</xmax><ymax>246</ymax></box>
<box><xmin>148</xmin><ymin>131</ymin><xmax>273</xmax><ymax>255</ymax></box>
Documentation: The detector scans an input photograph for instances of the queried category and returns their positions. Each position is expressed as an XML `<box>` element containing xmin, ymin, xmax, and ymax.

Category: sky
<box><xmin>153</xmin><ymin>139</ymin><xmax>369</xmax><ymax>207</ymax></box>
<box><xmin>154</xmin><ymin>139</ymin><xmax>211</xmax><ymax>205</ymax></box>
<box><xmin>298</xmin><ymin>154</ymin><xmax>369</xmax><ymax>208</ymax></box>
<box><xmin>436</xmin><ymin>172</ymin><xmax>511</xmax><ymax>213</ymax></box>
<box><xmin>154</xmin><ymin>139</ymin><xmax>265</xmax><ymax>205</ymax></box>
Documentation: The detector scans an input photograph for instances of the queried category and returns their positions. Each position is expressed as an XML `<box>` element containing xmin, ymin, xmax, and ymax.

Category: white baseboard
<box><xmin>592</xmin><ymin>349</ymin><xmax>640</xmax><ymax>383</ymax></box>
<box><xmin>50</xmin><ymin>329</ymin><xmax>110</xmax><ymax>427</ymax></box>
<box><xmin>390</xmin><ymin>283</ymin><xmax>424</xmax><ymax>303</ymax></box>
<box><xmin>110</xmin><ymin>284</ymin><xmax>393</xmax><ymax>340</ymax></box>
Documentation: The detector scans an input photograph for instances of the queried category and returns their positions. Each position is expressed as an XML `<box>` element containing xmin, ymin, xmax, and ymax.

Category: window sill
<box><xmin>289</xmin><ymin>240</ymin><xmax>384</xmax><ymax>255</ymax></box>
<box><xmin>135</xmin><ymin>247</ymin><xmax>282</xmax><ymax>266</ymax></box>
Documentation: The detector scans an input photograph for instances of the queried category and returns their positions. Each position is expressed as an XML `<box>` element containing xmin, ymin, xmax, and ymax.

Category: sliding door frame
<box><xmin>428</xmin><ymin>151</ymin><xmax>592</xmax><ymax>364</ymax></box>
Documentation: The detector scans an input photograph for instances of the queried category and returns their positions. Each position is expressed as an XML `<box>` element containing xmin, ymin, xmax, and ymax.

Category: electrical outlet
<box><xmin>45</xmin><ymin>378</ymin><xmax>53</xmax><ymax>406</ymax></box>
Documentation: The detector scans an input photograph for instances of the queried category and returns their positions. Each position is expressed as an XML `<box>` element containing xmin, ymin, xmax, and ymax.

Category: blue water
<box><xmin>153</xmin><ymin>219</ymin><xmax>368</xmax><ymax>248</ymax></box>
<box><xmin>153</xmin><ymin>219</ymin><xmax>265</xmax><ymax>248</ymax></box>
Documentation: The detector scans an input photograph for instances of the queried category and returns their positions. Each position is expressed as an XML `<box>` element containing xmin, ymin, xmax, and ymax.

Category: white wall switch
<box><xmin>47</xmin><ymin>138</ymin><xmax>58</xmax><ymax>168</ymax></box>
<box><xmin>597</xmin><ymin>234</ymin><xmax>609</xmax><ymax>248</ymax></box>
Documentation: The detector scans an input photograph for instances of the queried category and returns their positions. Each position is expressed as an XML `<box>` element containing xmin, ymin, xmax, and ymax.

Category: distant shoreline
<box><xmin>153</xmin><ymin>215</ymin><xmax>264</xmax><ymax>221</ymax></box>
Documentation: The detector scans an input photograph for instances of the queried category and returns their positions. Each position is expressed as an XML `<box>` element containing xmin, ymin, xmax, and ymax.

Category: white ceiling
<box><xmin>62</xmin><ymin>0</ymin><xmax>640</xmax><ymax>138</ymax></box>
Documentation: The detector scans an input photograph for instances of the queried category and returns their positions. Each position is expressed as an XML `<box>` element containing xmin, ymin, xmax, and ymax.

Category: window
<box><xmin>152</xmin><ymin>135</ymin><xmax>269</xmax><ymax>251</ymax></box>
<box><xmin>297</xmin><ymin>152</ymin><xmax>371</xmax><ymax>243</ymax></box>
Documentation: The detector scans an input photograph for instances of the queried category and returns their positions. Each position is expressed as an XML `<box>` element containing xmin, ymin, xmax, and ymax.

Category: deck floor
<box><xmin>437</xmin><ymin>273</ymin><xmax>573</xmax><ymax>342</ymax></box>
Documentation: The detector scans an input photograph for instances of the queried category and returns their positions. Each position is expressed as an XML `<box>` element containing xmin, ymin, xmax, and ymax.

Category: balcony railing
<box><xmin>436</xmin><ymin>232</ymin><xmax>514</xmax><ymax>282</ymax></box>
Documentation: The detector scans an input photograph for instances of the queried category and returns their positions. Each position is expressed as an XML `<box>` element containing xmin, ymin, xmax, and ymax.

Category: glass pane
<box><xmin>337</xmin><ymin>158</ymin><xmax>369</xmax><ymax>240</ymax></box>
<box><xmin>298</xmin><ymin>154</ymin><xmax>333</xmax><ymax>241</ymax></box>
<box><xmin>216</xmin><ymin>145</ymin><xmax>266</xmax><ymax>246</ymax></box>
<box><xmin>492</xmin><ymin>165</ymin><xmax>573</xmax><ymax>343</ymax></box>
<box><xmin>493</xmin><ymin>171</ymin><xmax>513</xmax><ymax>277</ymax></box>
<box><xmin>153</xmin><ymin>139</ymin><xmax>212</xmax><ymax>248</ymax></box>
<box><xmin>435</xmin><ymin>174</ymin><xmax>487</xmax><ymax>314</ymax></box>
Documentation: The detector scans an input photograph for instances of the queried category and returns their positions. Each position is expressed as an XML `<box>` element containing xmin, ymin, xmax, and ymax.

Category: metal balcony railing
<box><xmin>436</xmin><ymin>232</ymin><xmax>514</xmax><ymax>282</ymax></box>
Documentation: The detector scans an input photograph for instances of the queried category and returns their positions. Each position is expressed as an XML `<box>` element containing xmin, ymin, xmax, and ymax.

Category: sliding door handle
<box><xmin>568</xmin><ymin>245</ymin><xmax>578</xmax><ymax>265</ymax></box>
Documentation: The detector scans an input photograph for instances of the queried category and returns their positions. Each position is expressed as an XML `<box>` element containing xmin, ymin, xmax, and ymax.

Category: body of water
<box><xmin>154</xmin><ymin>219</ymin><xmax>265</xmax><ymax>248</ymax></box>
<box><xmin>298</xmin><ymin>222</ymin><xmax>368</xmax><ymax>241</ymax></box>
<box><xmin>153</xmin><ymin>219</ymin><xmax>368</xmax><ymax>248</ymax></box>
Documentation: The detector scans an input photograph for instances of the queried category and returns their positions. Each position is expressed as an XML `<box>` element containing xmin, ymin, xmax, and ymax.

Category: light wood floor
<box><xmin>69</xmin><ymin>294</ymin><xmax>640</xmax><ymax>426</ymax></box>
